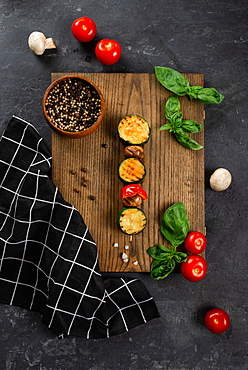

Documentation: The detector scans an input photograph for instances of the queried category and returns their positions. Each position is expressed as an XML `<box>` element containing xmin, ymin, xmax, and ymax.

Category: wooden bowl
<box><xmin>42</xmin><ymin>75</ymin><xmax>106</xmax><ymax>138</ymax></box>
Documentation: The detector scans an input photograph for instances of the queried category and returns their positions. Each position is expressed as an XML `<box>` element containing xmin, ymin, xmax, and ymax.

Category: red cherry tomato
<box><xmin>205</xmin><ymin>308</ymin><xmax>231</xmax><ymax>334</ymax></box>
<box><xmin>72</xmin><ymin>17</ymin><xmax>97</xmax><ymax>42</ymax></box>
<box><xmin>95</xmin><ymin>39</ymin><xmax>122</xmax><ymax>65</ymax></box>
<box><xmin>184</xmin><ymin>231</ymin><xmax>207</xmax><ymax>254</ymax></box>
<box><xmin>181</xmin><ymin>255</ymin><xmax>208</xmax><ymax>282</ymax></box>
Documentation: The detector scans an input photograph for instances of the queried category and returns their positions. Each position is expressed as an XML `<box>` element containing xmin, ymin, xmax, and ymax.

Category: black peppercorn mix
<box><xmin>45</xmin><ymin>78</ymin><xmax>101</xmax><ymax>132</ymax></box>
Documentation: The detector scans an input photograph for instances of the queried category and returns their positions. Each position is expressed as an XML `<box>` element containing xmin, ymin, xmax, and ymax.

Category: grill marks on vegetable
<box><xmin>118</xmin><ymin>208</ymin><xmax>147</xmax><ymax>235</ymax></box>
<box><xmin>119</xmin><ymin>158</ymin><xmax>146</xmax><ymax>183</ymax></box>
<box><xmin>45</xmin><ymin>78</ymin><xmax>101</xmax><ymax>132</ymax></box>
<box><xmin>118</xmin><ymin>115</ymin><xmax>150</xmax><ymax>145</ymax></box>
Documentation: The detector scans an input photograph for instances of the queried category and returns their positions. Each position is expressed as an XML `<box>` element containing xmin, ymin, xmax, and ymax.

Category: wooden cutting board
<box><xmin>51</xmin><ymin>72</ymin><xmax>205</xmax><ymax>272</ymax></box>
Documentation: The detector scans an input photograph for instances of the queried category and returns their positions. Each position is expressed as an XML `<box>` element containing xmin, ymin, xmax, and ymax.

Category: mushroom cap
<box><xmin>28</xmin><ymin>31</ymin><xmax>46</xmax><ymax>55</ymax></box>
<box><xmin>210</xmin><ymin>168</ymin><xmax>232</xmax><ymax>191</ymax></box>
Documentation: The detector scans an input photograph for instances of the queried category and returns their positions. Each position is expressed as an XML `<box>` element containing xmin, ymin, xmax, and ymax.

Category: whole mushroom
<box><xmin>210</xmin><ymin>168</ymin><xmax>232</xmax><ymax>191</ymax></box>
<box><xmin>28</xmin><ymin>31</ymin><xmax>56</xmax><ymax>55</ymax></box>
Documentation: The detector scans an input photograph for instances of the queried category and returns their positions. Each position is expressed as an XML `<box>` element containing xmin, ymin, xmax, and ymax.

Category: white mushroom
<box><xmin>28</xmin><ymin>31</ymin><xmax>56</xmax><ymax>55</ymax></box>
<box><xmin>210</xmin><ymin>168</ymin><xmax>232</xmax><ymax>191</ymax></box>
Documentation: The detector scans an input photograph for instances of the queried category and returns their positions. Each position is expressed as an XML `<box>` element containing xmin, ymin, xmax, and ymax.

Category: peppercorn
<box><xmin>45</xmin><ymin>78</ymin><xmax>101</xmax><ymax>132</ymax></box>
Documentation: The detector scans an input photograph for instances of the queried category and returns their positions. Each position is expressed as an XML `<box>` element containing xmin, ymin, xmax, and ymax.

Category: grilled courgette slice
<box><xmin>118</xmin><ymin>157</ymin><xmax>146</xmax><ymax>183</ymax></box>
<box><xmin>118</xmin><ymin>115</ymin><xmax>150</xmax><ymax>145</ymax></box>
<box><xmin>118</xmin><ymin>207</ymin><xmax>147</xmax><ymax>235</ymax></box>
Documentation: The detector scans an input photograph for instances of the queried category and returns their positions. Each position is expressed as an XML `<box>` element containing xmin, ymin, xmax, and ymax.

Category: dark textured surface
<box><xmin>0</xmin><ymin>0</ymin><xmax>247</xmax><ymax>369</ymax></box>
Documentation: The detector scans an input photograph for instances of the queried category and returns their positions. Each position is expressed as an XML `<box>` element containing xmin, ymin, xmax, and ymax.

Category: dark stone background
<box><xmin>0</xmin><ymin>0</ymin><xmax>247</xmax><ymax>369</ymax></box>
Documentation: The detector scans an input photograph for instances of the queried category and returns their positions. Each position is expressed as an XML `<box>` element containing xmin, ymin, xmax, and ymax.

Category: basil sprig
<box><xmin>155</xmin><ymin>66</ymin><xmax>224</xmax><ymax>104</ymax></box>
<box><xmin>147</xmin><ymin>202</ymin><xmax>190</xmax><ymax>280</ymax></box>
<box><xmin>159</xmin><ymin>95</ymin><xmax>203</xmax><ymax>150</ymax></box>
<box><xmin>160</xmin><ymin>202</ymin><xmax>190</xmax><ymax>247</ymax></box>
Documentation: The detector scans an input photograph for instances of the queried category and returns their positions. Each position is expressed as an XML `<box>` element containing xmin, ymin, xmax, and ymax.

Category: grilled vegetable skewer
<box><xmin>117</xmin><ymin>114</ymin><xmax>150</xmax><ymax>237</ymax></box>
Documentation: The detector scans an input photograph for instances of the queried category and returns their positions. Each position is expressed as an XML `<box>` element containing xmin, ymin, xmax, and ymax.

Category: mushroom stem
<box><xmin>45</xmin><ymin>37</ymin><xmax>56</xmax><ymax>50</ymax></box>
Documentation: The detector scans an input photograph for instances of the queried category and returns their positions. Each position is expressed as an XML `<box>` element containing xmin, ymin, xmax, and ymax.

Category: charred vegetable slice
<box><xmin>118</xmin><ymin>115</ymin><xmax>150</xmax><ymax>145</ymax></box>
<box><xmin>121</xmin><ymin>184</ymin><xmax>148</xmax><ymax>207</ymax></box>
<box><xmin>122</xmin><ymin>195</ymin><xmax>143</xmax><ymax>207</ymax></box>
<box><xmin>121</xmin><ymin>184</ymin><xmax>148</xmax><ymax>200</ymax></box>
<box><xmin>118</xmin><ymin>157</ymin><xmax>146</xmax><ymax>183</ymax></box>
<box><xmin>124</xmin><ymin>145</ymin><xmax>144</xmax><ymax>159</ymax></box>
<box><xmin>118</xmin><ymin>207</ymin><xmax>147</xmax><ymax>235</ymax></box>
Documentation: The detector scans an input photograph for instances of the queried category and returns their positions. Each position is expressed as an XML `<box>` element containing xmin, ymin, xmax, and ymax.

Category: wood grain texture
<box><xmin>51</xmin><ymin>72</ymin><xmax>205</xmax><ymax>272</ymax></box>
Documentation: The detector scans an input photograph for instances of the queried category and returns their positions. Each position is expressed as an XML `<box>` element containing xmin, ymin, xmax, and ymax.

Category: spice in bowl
<box><xmin>42</xmin><ymin>76</ymin><xmax>105</xmax><ymax>138</ymax></box>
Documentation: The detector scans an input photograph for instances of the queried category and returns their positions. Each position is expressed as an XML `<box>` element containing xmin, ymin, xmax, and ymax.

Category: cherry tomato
<box><xmin>184</xmin><ymin>231</ymin><xmax>207</xmax><ymax>254</ymax></box>
<box><xmin>72</xmin><ymin>17</ymin><xmax>97</xmax><ymax>42</ymax></box>
<box><xmin>95</xmin><ymin>39</ymin><xmax>122</xmax><ymax>65</ymax></box>
<box><xmin>181</xmin><ymin>255</ymin><xmax>208</xmax><ymax>282</ymax></box>
<box><xmin>205</xmin><ymin>308</ymin><xmax>231</xmax><ymax>334</ymax></box>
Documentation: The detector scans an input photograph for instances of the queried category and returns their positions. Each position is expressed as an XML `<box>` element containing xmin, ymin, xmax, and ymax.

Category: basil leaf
<box><xmin>181</xmin><ymin>120</ymin><xmax>202</xmax><ymax>133</ymax></box>
<box><xmin>174</xmin><ymin>128</ymin><xmax>203</xmax><ymax>150</ymax></box>
<box><xmin>155</xmin><ymin>66</ymin><xmax>224</xmax><ymax>104</ymax></box>
<box><xmin>173</xmin><ymin>252</ymin><xmax>188</xmax><ymax>263</ymax></box>
<box><xmin>187</xmin><ymin>85</ymin><xmax>203</xmax><ymax>99</ymax></box>
<box><xmin>155</xmin><ymin>66</ymin><xmax>190</xmax><ymax>96</ymax></box>
<box><xmin>165</xmin><ymin>95</ymin><xmax>181</xmax><ymax>118</ymax></box>
<box><xmin>150</xmin><ymin>259</ymin><xmax>176</xmax><ymax>280</ymax></box>
<box><xmin>160</xmin><ymin>202</ymin><xmax>190</xmax><ymax>248</ymax></box>
<box><xmin>164</xmin><ymin>96</ymin><xmax>183</xmax><ymax>131</ymax></box>
<box><xmin>168</xmin><ymin>112</ymin><xmax>183</xmax><ymax>131</ymax></box>
<box><xmin>146</xmin><ymin>245</ymin><xmax>173</xmax><ymax>260</ymax></box>
<box><xmin>162</xmin><ymin>96</ymin><xmax>203</xmax><ymax>150</ymax></box>
<box><xmin>158</xmin><ymin>123</ymin><xmax>171</xmax><ymax>131</ymax></box>
<box><xmin>194</xmin><ymin>87</ymin><xmax>224</xmax><ymax>104</ymax></box>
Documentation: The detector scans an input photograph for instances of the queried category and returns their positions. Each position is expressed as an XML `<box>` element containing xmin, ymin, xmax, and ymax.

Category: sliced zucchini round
<box><xmin>118</xmin><ymin>157</ymin><xmax>146</xmax><ymax>183</ymax></box>
<box><xmin>118</xmin><ymin>207</ymin><xmax>147</xmax><ymax>235</ymax></box>
<box><xmin>118</xmin><ymin>115</ymin><xmax>150</xmax><ymax>145</ymax></box>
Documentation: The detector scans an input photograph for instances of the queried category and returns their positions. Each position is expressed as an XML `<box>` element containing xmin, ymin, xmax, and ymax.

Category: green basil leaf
<box><xmin>173</xmin><ymin>252</ymin><xmax>188</xmax><ymax>263</ymax></box>
<box><xmin>158</xmin><ymin>123</ymin><xmax>171</xmax><ymax>131</ymax></box>
<box><xmin>194</xmin><ymin>87</ymin><xmax>224</xmax><ymax>104</ymax></box>
<box><xmin>168</xmin><ymin>112</ymin><xmax>183</xmax><ymax>131</ymax></box>
<box><xmin>155</xmin><ymin>66</ymin><xmax>190</xmax><ymax>96</ymax></box>
<box><xmin>155</xmin><ymin>66</ymin><xmax>224</xmax><ymax>104</ymax></box>
<box><xmin>187</xmin><ymin>85</ymin><xmax>203</xmax><ymax>99</ymax></box>
<box><xmin>150</xmin><ymin>259</ymin><xmax>176</xmax><ymax>280</ymax></box>
<box><xmin>165</xmin><ymin>95</ymin><xmax>181</xmax><ymax>119</ymax></box>
<box><xmin>174</xmin><ymin>128</ymin><xmax>203</xmax><ymax>150</ymax></box>
<box><xmin>160</xmin><ymin>202</ymin><xmax>190</xmax><ymax>248</ymax></box>
<box><xmin>165</xmin><ymin>96</ymin><xmax>183</xmax><ymax>131</ymax></box>
<box><xmin>189</xmin><ymin>85</ymin><xmax>203</xmax><ymax>93</ymax></box>
<box><xmin>181</xmin><ymin>120</ymin><xmax>202</xmax><ymax>133</ymax></box>
<box><xmin>146</xmin><ymin>245</ymin><xmax>173</xmax><ymax>260</ymax></box>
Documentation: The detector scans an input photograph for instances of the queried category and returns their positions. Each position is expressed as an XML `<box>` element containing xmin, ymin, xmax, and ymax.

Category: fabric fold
<box><xmin>0</xmin><ymin>116</ymin><xmax>159</xmax><ymax>339</ymax></box>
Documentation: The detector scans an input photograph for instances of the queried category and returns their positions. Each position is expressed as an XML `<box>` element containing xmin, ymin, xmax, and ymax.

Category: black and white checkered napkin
<box><xmin>0</xmin><ymin>116</ymin><xmax>159</xmax><ymax>339</ymax></box>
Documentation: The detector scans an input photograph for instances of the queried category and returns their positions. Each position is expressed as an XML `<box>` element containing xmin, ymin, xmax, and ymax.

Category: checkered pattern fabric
<box><xmin>0</xmin><ymin>116</ymin><xmax>159</xmax><ymax>339</ymax></box>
